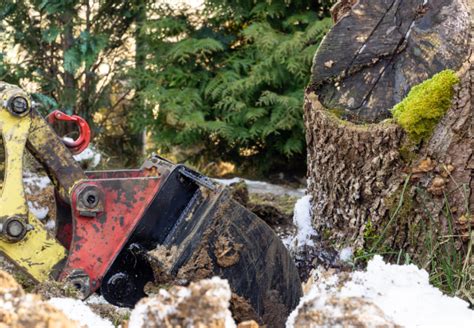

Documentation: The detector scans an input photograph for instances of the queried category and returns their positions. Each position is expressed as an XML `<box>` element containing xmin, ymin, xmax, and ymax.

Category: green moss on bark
<box><xmin>391</xmin><ymin>70</ymin><xmax>459</xmax><ymax>144</ymax></box>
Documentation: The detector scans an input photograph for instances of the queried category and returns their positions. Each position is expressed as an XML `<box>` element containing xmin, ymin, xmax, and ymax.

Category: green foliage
<box><xmin>0</xmin><ymin>0</ymin><xmax>148</xmax><ymax>119</ymax></box>
<box><xmin>0</xmin><ymin>0</ymin><xmax>334</xmax><ymax>174</ymax></box>
<box><xmin>0</xmin><ymin>0</ymin><xmax>150</xmax><ymax>165</ymax></box>
<box><xmin>133</xmin><ymin>0</ymin><xmax>333</xmax><ymax>175</ymax></box>
<box><xmin>418</xmin><ymin>186</ymin><xmax>472</xmax><ymax>300</ymax></box>
<box><xmin>391</xmin><ymin>70</ymin><xmax>459</xmax><ymax>144</ymax></box>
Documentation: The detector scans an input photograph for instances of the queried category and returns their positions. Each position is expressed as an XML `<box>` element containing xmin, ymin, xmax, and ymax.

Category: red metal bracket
<box><xmin>59</xmin><ymin>175</ymin><xmax>164</xmax><ymax>296</ymax></box>
<box><xmin>47</xmin><ymin>110</ymin><xmax>91</xmax><ymax>154</ymax></box>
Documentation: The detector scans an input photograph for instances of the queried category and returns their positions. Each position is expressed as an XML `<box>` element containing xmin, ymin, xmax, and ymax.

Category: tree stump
<box><xmin>312</xmin><ymin>0</ymin><xmax>471</xmax><ymax>123</ymax></box>
<box><xmin>305</xmin><ymin>0</ymin><xmax>472</xmax><ymax>301</ymax></box>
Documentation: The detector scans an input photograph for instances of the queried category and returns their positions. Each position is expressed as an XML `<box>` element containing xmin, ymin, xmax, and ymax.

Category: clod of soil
<box><xmin>291</xmin><ymin>296</ymin><xmax>398</xmax><ymax>327</ymax></box>
<box><xmin>214</xmin><ymin>235</ymin><xmax>242</xmax><ymax>268</ymax></box>
<box><xmin>237</xmin><ymin>320</ymin><xmax>259</xmax><ymax>328</ymax></box>
<box><xmin>88</xmin><ymin>303</ymin><xmax>130</xmax><ymax>327</ymax></box>
<box><xmin>128</xmin><ymin>277</ymin><xmax>235</xmax><ymax>328</ymax></box>
<box><xmin>33</xmin><ymin>280</ymin><xmax>81</xmax><ymax>300</ymax></box>
<box><xmin>147</xmin><ymin>189</ymin><xmax>302</xmax><ymax>327</ymax></box>
<box><xmin>230</xmin><ymin>294</ymin><xmax>260</xmax><ymax>325</ymax></box>
<box><xmin>0</xmin><ymin>269</ymin><xmax>78</xmax><ymax>328</ymax></box>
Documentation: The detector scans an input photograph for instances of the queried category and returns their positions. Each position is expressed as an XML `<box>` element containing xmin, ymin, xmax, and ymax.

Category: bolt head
<box><xmin>80</xmin><ymin>188</ymin><xmax>100</xmax><ymax>209</ymax></box>
<box><xmin>6</xmin><ymin>220</ymin><xmax>23</xmax><ymax>237</ymax></box>
<box><xmin>2</xmin><ymin>217</ymin><xmax>27</xmax><ymax>242</ymax></box>
<box><xmin>8</xmin><ymin>96</ymin><xmax>30</xmax><ymax>116</ymax></box>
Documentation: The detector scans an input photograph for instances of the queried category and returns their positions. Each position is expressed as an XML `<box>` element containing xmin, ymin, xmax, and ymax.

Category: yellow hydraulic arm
<box><xmin>0</xmin><ymin>82</ymin><xmax>67</xmax><ymax>281</ymax></box>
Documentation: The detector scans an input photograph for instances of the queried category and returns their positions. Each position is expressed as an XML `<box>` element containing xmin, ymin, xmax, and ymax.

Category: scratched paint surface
<box><xmin>0</xmin><ymin>98</ymin><xmax>66</xmax><ymax>282</ymax></box>
<box><xmin>60</xmin><ymin>175</ymin><xmax>163</xmax><ymax>294</ymax></box>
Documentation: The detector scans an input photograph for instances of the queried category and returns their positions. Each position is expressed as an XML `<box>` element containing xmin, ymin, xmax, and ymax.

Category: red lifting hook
<box><xmin>46</xmin><ymin>110</ymin><xmax>91</xmax><ymax>155</ymax></box>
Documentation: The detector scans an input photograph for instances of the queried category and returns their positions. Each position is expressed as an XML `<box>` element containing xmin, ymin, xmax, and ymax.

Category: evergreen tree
<box><xmin>0</xmin><ymin>0</ymin><xmax>148</xmax><ymax>123</ymax></box>
<box><xmin>134</xmin><ymin>0</ymin><xmax>333</xmax><ymax>175</ymax></box>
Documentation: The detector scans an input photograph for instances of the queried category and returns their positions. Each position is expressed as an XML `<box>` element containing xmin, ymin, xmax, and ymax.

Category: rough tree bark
<box><xmin>305</xmin><ymin>0</ymin><xmax>472</xmax><ymax>300</ymax></box>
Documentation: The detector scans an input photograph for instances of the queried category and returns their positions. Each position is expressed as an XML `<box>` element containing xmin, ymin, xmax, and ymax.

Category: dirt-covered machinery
<box><xmin>0</xmin><ymin>82</ymin><xmax>302</xmax><ymax>324</ymax></box>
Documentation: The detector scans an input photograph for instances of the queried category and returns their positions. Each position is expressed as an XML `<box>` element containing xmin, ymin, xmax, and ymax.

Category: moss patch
<box><xmin>391</xmin><ymin>70</ymin><xmax>459</xmax><ymax>144</ymax></box>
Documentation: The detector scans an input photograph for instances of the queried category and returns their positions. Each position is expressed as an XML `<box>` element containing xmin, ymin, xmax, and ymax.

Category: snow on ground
<box><xmin>48</xmin><ymin>298</ymin><xmax>114</xmax><ymax>328</ymax></box>
<box><xmin>23</xmin><ymin>172</ymin><xmax>51</xmax><ymax>193</ymax></box>
<box><xmin>287</xmin><ymin>255</ymin><xmax>473</xmax><ymax>328</ymax></box>
<box><xmin>215</xmin><ymin>177</ymin><xmax>305</xmax><ymax>197</ymax></box>
<box><xmin>24</xmin><ymin>172</ymin><xmax>52</xmax><ymax>220</ymax></box>
<box><xmin>73</xmin><ymin>146</ymin><xmax>101</xmax><ymax>168</ymax></box>
<box><xmin>338</xmin><ymin>247</ymin><xmax>353</xmax><ymax>262</ymax></box>
<box><xmin>27</xmin><ymin>200</ymin><xmax>49</xmax><ymax>219</ymax></box>
<box><xmin>283</xmin><ymin>195</ymin><xmax>318</xmax><ymax>251</ymax></box>
<box><xmin>62</xmin><ymin>137</ymin><xmax>102</xmax><ymax>168</ymax></box>
<box><xmin>341</xmin><ymin>256</ymin><xmax>473</xmax><ymax>327</ymax></box>
<box><xmin>85</xmin><ymin>294</ymin><xmax>110</xmax><ymax>305</ymax></box>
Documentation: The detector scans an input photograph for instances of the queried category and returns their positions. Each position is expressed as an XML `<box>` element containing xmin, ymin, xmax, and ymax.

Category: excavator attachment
<box><xmin>0</xmin><ymin>82</ymin><xmax>302</xmax><ymax>325</ymax></box>
<box><xmin>0</xmin><ymin>83</ymin><xmax>67</xmax><ymax>281</ymax></box>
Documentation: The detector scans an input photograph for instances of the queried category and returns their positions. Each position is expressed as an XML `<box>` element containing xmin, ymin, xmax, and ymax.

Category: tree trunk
<box><xmin>62</xmin><ymin>10</ymin><xmax>76</xmax><ymax>115</ymax></box>
<box><xmin>305</xmin><ymin>0</ymin><xmax>472</xmax><ymax>301</ymax></box>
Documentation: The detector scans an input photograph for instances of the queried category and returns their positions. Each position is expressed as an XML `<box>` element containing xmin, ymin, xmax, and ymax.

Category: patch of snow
<box><xmin>215</xmin><ymin>178</ymin><xmax>305</xmax><ymax>197</ymax></box>
<box><xmin>340</xmin><ymin>256</ymin><xmax>473</xmax><ymax>327</ymax></box>
<box><xmin>27</xmin><ymin>201</ymin><xmax>49</xmax><ymax>220</ymax></box>
<box><xmin>286</xmin><ymin>270</ymin><xmax>342</xmax><ymax>328</ymax></box>
<box><xmin>286</xmin><ymin>195</ymin><xmax>318</xmax><ymax>252</ymax></box>
<box><xmin>85</xmin><ymin>294</ymin><xmax>109</xmax><ymax>305</ymax></box>
<box><xmin>23</xmin><ymin>172</ymin><xmax>51</xmax><ymax>193</ymax></box>
<box><xmin>44</xmin><ymin>219</ymin><xmax>55</xmax><ymax>231</ymax></box>
<box><xmin>48</xmin><ymin>297</ymin><xmax>114</xmax><ymax>328</ymax></box>
<box><xmin>280</xmin><ymin>234</ymin><xmax>295</xmax><ymax>249</ymax></box>
<box><xmin>73</xmin><ymin>146</ymin><xmax>101</xmax><ymax>168</ymax></box>
<box><xmin>339</xmin><ymin>247</ymin><xmax>353</xmax><ymax>262</ymax></box>
<box><xmin>62</xmin><ymin>137</ymin><xmax>101</xmax><ymax>168</ymax></box>
<box><xmin>287</xmin><ymin>256</ymin><xmax>473</xmax><ymax>328</ymax></box>
<box><xmin>128</xmin><ymin>300</ymin><xmax>147</xmax><ymax>328</ymax></box>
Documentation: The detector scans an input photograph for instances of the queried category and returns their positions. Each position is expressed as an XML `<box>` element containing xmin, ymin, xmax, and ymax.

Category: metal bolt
<box><xmin>6</xmin><ymin>220</ymin><xmax>23</xmax><ymax>237</ymax></box>
<box><xmin>81</xmin><ymin>188</ymin><xmax>99</xmax><ymax>209</ymax></box>
<box><xmin>7</xmin><ymin>96</ymin><xmax>30</xmax><ymax>116</ymax></box>
<box><xmin>87</xmin><ymin>194</ymin><xmax>96</xmax><ymax>205</ymax></box>
<box><xmin>2</xmin><ymin>217</ymin><xmax>27</xmax><ymax>242</ymax></box>
<box><xmin>66</xmin><ymin>269</ymin><xmax>91</xmax><ymax>296</ymax></box>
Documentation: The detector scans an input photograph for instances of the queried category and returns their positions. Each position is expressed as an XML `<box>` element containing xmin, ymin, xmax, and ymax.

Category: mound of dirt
<box><xmin>0</xmin><ymin>270</ymin><xmax>78</xmax><ymax>328</ymax></box>
<box><xmin>128</xmin><ymin>277</ymin><xmax>236</xmax><ymax>328</ymax></box>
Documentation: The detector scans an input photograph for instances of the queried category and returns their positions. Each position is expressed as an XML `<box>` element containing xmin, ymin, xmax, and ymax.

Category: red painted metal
<box><xmin>46</xmin><ymin>110</ymin><xmax>91</xmax><ymax>154</ymax></box>
<box><xmin>55</xmin><ymin>169</ymin><xmax>157</xmax><ymax>250</ymax></box>
<box><xmin>59</xmin><ymin>176</ymin><xmax>163</xmax><ymax>294</ymax></box>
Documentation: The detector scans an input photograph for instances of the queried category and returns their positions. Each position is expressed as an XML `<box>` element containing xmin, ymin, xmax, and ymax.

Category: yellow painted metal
<box><xmin>0</xmin><ymin>107</ymin><xmax>30</xmax><ymax>217</ymax></box>
<box><xmin>0</xmin><ymin>86</ymin><xmax>67</xmax><ymax>282</ymax></box>
<box><xmin>0</xmin><ymin>212</ymin><xmax>67</xmax><ymax>282</ymax></box>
